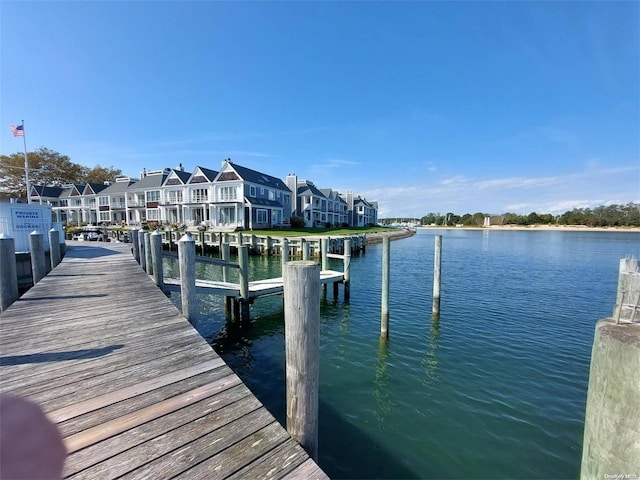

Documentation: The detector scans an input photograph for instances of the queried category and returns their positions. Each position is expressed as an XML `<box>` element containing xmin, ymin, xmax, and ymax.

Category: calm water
<box><xmin>165</xmin><ymin>229</ymin><xmax>640</xmax><ymax>479</ymax></box>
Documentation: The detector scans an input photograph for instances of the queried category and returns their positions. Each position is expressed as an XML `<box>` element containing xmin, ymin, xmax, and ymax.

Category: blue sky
<box><xmin>1</xmin><ymin>1</ymin><xmax>638</xmax><ymax>218</ymax></box>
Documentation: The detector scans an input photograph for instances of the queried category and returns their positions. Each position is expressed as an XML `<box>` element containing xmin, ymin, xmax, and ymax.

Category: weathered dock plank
<box><xmin>0</xmin><ymin>242</ymin><xmax>329</xmax><ymax>480</ymax></box>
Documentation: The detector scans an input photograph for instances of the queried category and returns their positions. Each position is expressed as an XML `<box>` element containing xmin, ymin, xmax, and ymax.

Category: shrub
<box><xmin>290</xmin><ymin>216</ymin><xmax>305</xmax><ymax>228</ymax></box>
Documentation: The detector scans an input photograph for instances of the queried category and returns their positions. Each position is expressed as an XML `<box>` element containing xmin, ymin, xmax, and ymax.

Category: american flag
<box><xmin>10</xmin><ymin>124</ymin><xmax>24</xmax><ymax>137</ymax></box>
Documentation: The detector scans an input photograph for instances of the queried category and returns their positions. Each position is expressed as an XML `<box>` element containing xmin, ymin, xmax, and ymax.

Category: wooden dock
<box><xmin>0</xmin><ymin>241</ymin><xmax>328</xmax><ymax>479</ymax></box>
<box><xmin>164</xmin><ymin>270</ymin><xmax>344</xmax><ymax>298</ymax></box>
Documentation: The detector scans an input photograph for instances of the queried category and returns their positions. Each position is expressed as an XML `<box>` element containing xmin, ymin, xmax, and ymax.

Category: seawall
<box><xmin>581</xmin><ymin>259</ymin><xmax>640</xmax><ymax>478</ymax></box>
<box><xmin>366</xmin><ymin>228</ymin><xmax>416</xmax><ymax>244</ymax></box>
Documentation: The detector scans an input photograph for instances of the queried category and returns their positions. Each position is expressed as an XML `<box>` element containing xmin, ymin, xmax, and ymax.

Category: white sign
<box><xmin>11</xmin><ymin>207</ymin><xmax>46</xmax><ymax>231</ymax></box>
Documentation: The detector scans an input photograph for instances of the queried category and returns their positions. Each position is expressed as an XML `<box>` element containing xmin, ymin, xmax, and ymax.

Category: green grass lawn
<box><xmin>246</xmin><ymin>226</ymin><xmax>396</xmax><ymax>237</ymax></box>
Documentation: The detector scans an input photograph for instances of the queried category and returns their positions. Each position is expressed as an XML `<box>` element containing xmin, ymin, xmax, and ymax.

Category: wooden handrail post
<box><xmin>222</xmin><ymin>242</ymin><xmax>232</xmax><ymax>316</ymax></box>
<box><xmin>321</xmin><ymin>237</ymin><xmax>328</xmax><ymax>296</ymax></box>
<box><xmin>150</xmin><ymin>230</ymin><xmax>164</xmax><ymax>289</ymax></box>
<box><xmin>49</xmin><ymin>228</ymin><xmax>61</xmax><ymax>269</ymax></box>
<box><xmin>138</xmin><ymin>230</ymin><xmax>146</xmax><ymax>271</ymax></box>
<box><xmin>343</xmin><ymin>238</ymin><xmax>351</xmax><ymax>301</ymax></box>
<box><xmin>0</xmin><ymin>234</ymin><xmax>19</xmax><ymax>312</ymax></box>
<box><xmin>283</xmin><ymin>261</ymin><xmax>320</xmax><ymax>461</ymax></box>
<box><xmin>144</xmin><ymin>232</ymin><xmax>153</xmax><ymax>275</ymax></box>
<box><xmin>433</xmin><ymin>235</ymin><xmax>442</xmax><ymax>318</ymax></box>
<box><xmin>131</xmin><ymin>228</ymin><xmax>140</xmax><ymax>262</ymax></box>
<box><xmin>302</xmin><ymin>239</ymin><xmax>310</xmax><ymax>261</ymax></box>
<box><xmin>381</xmin><ymin>236</ymin><xmax>390</xmax><ymax>338</ymax></box>
<box><xmin>29</xmin><ymin>230</ymin><xmax>46</xmax><ymax>284</ymax></box>
<box><xmin>178</xmin><ymin>233</ymin><xmax>196</xmax><ymax>322</ymax></box>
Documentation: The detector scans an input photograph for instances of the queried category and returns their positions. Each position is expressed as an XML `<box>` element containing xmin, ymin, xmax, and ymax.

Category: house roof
<box><xmin>245</xmin><ymin>197</ymin><xmax>283</xmax><ymax>208</ymax></box>
<box><xmin>164</xmin><ymin>169</ymin><xmax>192</xmax><ymax>186</ymax></box>
<box><xmin>59</xmin><ymin>185</ymin><xmax>85</xmax><ymax>198</ymax></box>
<box><xmin>100</xmin><ymin>179</ymin><xmax>138</xmax><ymax>194</ymax></box>
<box><xmin>226</xmin><ymin>162</ymin><xmax>290</xmax><ymax>191</ymax></box>
<box><xmin>83</xmin><ymin>183</ymin><xmax>109</xmax><ymax>195</ymax></box>
<box><xmin>31</xmin><ymin>185</ymin><xmax>64</xmax><ymax>198</ymax></box>
<box><xmin>132</xmin><ymin>172</ymin><xmax>169</xmax><ymax>190</ymax></box>
<box><xmin>297</xmin><ymin>182</ymin><xmax>326</xmax><ymax>198</ymax></box>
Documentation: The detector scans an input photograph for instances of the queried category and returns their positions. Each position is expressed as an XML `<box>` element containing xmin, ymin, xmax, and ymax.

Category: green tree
<box><xmin>0</xmin><ymin>147</ymin><xmax>122</xmax><ymax>198</ymax></box>
<box><xmin>84</xmin><ymin>165</ymin><xmax>123</xmax><ymax>184</ymax></box>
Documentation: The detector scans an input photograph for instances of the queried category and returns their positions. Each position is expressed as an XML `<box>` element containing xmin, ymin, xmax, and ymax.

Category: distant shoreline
<box><xmin>417</xmin><ymin>225</ymin><xmax>640</xmax><ymax>233</ymax></box>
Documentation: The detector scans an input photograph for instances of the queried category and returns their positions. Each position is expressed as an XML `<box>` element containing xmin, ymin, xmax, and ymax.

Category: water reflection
<box><xmin>373</xmin><ymin>337</ymin><xmax>395</xmax><ymax>427</ymax></box>
<box><xmin>420</xmin><ymin>319</ymin><xmax>440</xmax><ymax>393</ymax></box>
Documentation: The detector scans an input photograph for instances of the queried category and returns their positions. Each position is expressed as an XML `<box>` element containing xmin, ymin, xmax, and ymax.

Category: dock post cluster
<box><xmin>0</xmin><ymin>229</ymin><xmax>64</xmax><ymax>312</ymax></box>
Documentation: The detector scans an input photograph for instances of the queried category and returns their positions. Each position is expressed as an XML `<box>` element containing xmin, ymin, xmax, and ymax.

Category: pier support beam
<box><xmin>29</xmin><ymin>230</ymin><xmax>46</xmax><ymax>284</ymax></box>
<box><xmin>283</xmin><ymin>261</ymin><xmax>320</xmax><ymax>461</ymax></box>
<box><xmin>432</xmin><ymin>235</ymin><xmax>442</xmax><ymax>318</ymax></box>
<box><xmin>381</xmin><ymin>236</ymin><xmax>390</xmax><ymax>339</ymax></box>
<box><xmin>49</xmin><ymin>228</ymin><xmax>61</xmax><ymax>270</ymax></box>
<box><xmin>0</xmin><ymin>234</ymin><xmax>19</xmax><ymax>312</ymax></box>
<box><xmin>178</xmin><ymin>233</ymin><xmax>196</xmax><ymax>322</ymax></box>
<box><xmin>138</xmin><ymin>230</ymin><xmax>146</xmax><ymax>271</ymax></box>
<box><xmin>144</xmin><ymin>232</ymin><xmax>153</xmax><ymax>275</ymax></box>
<box><xmin>150</xmin><ymin>230</ymin><xmax>164</xmax><ymax>289</ymax></box>
<box><xmin>343</xmin><ymin>238</ymin><xmax>351</xmax><ymax>301</ymax></box>
<box><xmin>237</xmin><ymin>245</ymin><xmax>250</xmax><ymax>324</ymax></box>
<box><xmin>131</xmin><ymin>228</ymin><xmax>140</xmax><ymax>262</ymax></box>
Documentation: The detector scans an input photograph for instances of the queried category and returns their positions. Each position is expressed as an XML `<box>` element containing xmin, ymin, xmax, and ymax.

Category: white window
<box><xmin>260</xmin><ymin>187</ymin><xmax>265</xmax><ymax>195</ymax></box>
<box><xmin>192</xmin><ymin>188</ymin><xmax>208</xmax><ymax>202</ymax></box>
<box><xmin>99</xmin><ymin>212</ymin><xmax>110</xmax><ymax>221</ymax></box>
<box><xmin>168</xmin><ymin>190</ymin><xmax>183</xmax><ymax>203</ymax></box>
<box><xmin>99</xmin><ymin>196</ymin><xmax>109</xmax><ymax>206</ymax></box>
<box><xmin>147</xmin><ymin>209</ymin><xmax>160</xmax><ymax>220</ymax></box>
<box><xmin>284</xmin><ymin>194</ymin><xmax>290</xmax><ymax>204</ymax></box>
<box><xmin>219</xmin><ymin>186</ymin><xmax>237</xmax><ymax>201</ymax></box>
<box><xmin>268</xmin><ymin>190</ymin><xmax>275</xmax><ymax>200</ymax></box>
<box><xmin>250</xmin><ymin>186</ymin><xmax>256</xmax><ymax>196</ymax></box>
<box><xmin>256</xmin><ymin>209</ymin><xmax>267</xmax><ymax>223</ymax></box>
<box><xmin>146</xmin><ymin>191</ymin><xmax>160</xmax><ymax>202</ymax></box>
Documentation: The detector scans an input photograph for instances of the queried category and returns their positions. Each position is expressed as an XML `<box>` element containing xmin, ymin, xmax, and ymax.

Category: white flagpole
<box><xmin>21</xmin><ymin>120</ymin><xmax>32</xmax><ymax>204</ymax></box>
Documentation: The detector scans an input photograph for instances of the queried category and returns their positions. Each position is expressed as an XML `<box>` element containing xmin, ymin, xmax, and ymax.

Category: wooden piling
<box><xmin>283</xmin><ymin>261</ymin><xmax>320</xmax><ymax>461</ymax></box>
<box><xmin>222</xmin><ymin>242</ymin><xmax>232</xmax><ymax>316</ymax></box>
<box><xmin>138</xmin><ymin>230</ymin><xmax>146</xmax><ymax>271</ymax></box>
<box><xmin>344</xmin><ymin>238</ymin><xmax>351</xmax><ymax>301</ymax></box>
<box><xmin>381</xmin><ymin>236</ymin><xmax>390</xmax><ymax>338</ymax></box>
<box><xmin>303</xmin><ymin>239</ymin><xmax>311</xmax><ymax>261</ymax></box>
<box><xmin>178</xmin><ymin>233</ymin><xmax>196</xmax><ymax>322</ymax></box>
<box><xmin>266</xmin><ymin>236</ymin><xmax>273</xmax><ymax>256</ymax></box>
<box><xmin>0</xmin><ymin>234</ymin><xmax>19</xmax><ymax>312</ymax></box>
<box><xmin>238</xmin><ymin>245</ymin><xmax>250</xmax><ymax>323</ymax></box>
<box><xmin>150</xmin><ymin>230</ymin><xmax>164</xmax><ymax>289</ymax></box>
<box><xmin>282</xmin><ymin>238</ymin><xmax>289</xmax><ymax>266</ymax></box>
<box><xmin>144</xmin><ymin>232</ymin><xmax>153</xmax><ymax>275</ymax></box>
<box><xmin>29</xmin><ymin>230</ymin><xmax>46</xmax><ymax>284</ymax></box>
<box><xmin>321</xmin><ymin>238</ymin><xmax>328</xmax><ymax>295</ymax></box>
<box><xmin>49</xmin><ymin>228</ymin><xmax>61</xmax><ymax>269</ymax></box>
<box><xmin>131</xmin><ymin>228</ymin><xmax>140</xmax><ymax>262</ymax></box>
<box><xmin>433</xmin><ymin>235</ymin><xmax>442</xmax><ymax>317</ymax></box>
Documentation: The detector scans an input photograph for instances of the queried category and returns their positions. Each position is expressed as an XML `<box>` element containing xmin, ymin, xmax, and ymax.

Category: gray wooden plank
<box><xmin>226</xmin><ymin>438</ymin><xmax>308</xmax><ymax>480</ymax></box>
<box><xmin>67</xmin><ymin>390</ymin><xmax>262</xmax><ymax>479</ymax></box>
<box><xmin>63</xmin><ymin>384</ymin><xmax>252</xmax><ymax>477</ymax></box>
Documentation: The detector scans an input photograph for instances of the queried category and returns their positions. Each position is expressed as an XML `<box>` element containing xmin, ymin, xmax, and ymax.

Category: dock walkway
<box><xmin>0</xmin><ymin>242</ymin><xmax>328</xmax><ymax>479</ymax></box>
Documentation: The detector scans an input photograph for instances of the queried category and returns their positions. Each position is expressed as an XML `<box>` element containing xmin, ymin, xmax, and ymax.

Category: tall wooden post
<box><xmin>222</xmin><ymin>242</ymin><xmax>232</xmax><ymax>316</ymax></box>
<box><xmin>29</xmin><ymin>230</ymin><xmax>46</xmax><ymax>284</ymax></box>
<box><xmin>150</xmin><ymin>230</ymin><xmax>164</xmax><ymax>289</ymax></box>
<box><xmin>0</xmin><ymin>234</ymin><xmax>19</xmax><ymax>312</ymax></box>
<box><xmin>343</xmin><ymin>238</ymin><xmax>351</xmax><ymax>301</ymax></box>
<box><xmin>381</xmin><ymin>236</ymin><xmax>390</xmax><ymax>339</ymax></box>
<box><xmin>303</xmin><ymin>239</ymin><xmax>310</xmax><ymax>261</ymax></box>
<box><xmin>131</xmin><ymin>228</ymin><xmax>140</xmax><ymax>262</ymax></box>
<box><xmin>266</xmin><ymin>236</ymin><xmax>273</xmax><ymax>256</ymax></box>
<box><xmin>283</xmin><ymin>261</ymin><xmax>320</xmax><ymax>461</ymax></box>
<box><xmin>282</xmin><ymin>238</ymin><xmax>289</xmax><ymax>265</ymax></box>
<box><xmin>432</xmin><ymin>235</ymin><xmax>442</xmax><ymax>318</ymax></box>
<box><xmin>49</xmin><ymin>228</ymin><xmax>61</xmax><ymax>269</ymax></box>
<box><xmin>138</xmin><ymin>230</ymin><xmax>146</xmax><ymax>271</ymax></box>
<box><xmin>238</xmin><ymin>245</ymin><xmax>250</xmax><ymax>323</ymax></box>
<box><xmin>178</xmin><ymin>234</ymin><xmax>196</xmax><ymax>322</ymax></box>
<box><xmin>144</xmin><ymin>232</ymin><xmax>153</xmax><ymax>275</ymax></box>
<box><xmin>321</xmin><ymin>237</ymin><xmax>328</xmax><ymax>295</ymax></box>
